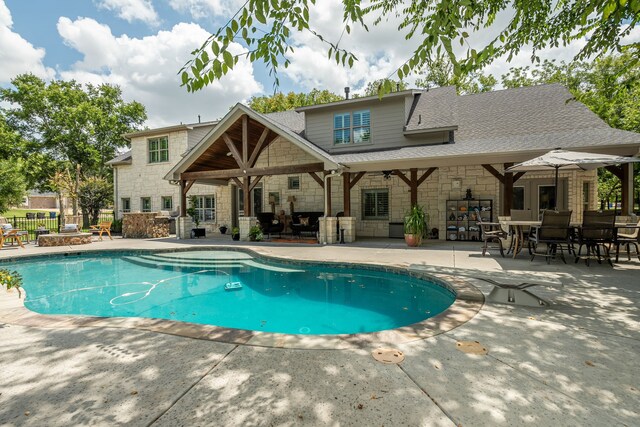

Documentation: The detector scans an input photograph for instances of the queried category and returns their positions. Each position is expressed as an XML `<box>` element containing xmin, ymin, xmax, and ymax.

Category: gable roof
<box><xmin>106</xmin><ymin>150</ymin><xmax>132</xmax><ymax>166</ymax></box>
<box><xmin>164</xmin><ymin>104</ymin><xmax>341</xmax><ymax>181</ymax></box>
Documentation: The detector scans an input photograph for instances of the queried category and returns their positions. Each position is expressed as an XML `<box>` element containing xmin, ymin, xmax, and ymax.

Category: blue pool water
<box><xmin>8</xmin><ymin>250</ymin><xmax>455</xmax><ymax>335</ymax></box>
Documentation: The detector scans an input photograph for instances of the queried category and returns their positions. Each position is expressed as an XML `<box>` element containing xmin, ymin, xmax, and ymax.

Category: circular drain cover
<box><xmin>456</xmin><ymin>341</ymin><xmax>488</xmax><ymax>355</ymax></box>
<box><xmin>372</xmin><ymin>348</ymin><xmax>405</xmax><ymax>364</ymax></box>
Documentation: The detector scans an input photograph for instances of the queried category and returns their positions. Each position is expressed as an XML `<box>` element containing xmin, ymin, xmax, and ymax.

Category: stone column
<box><xmin>318</xmin><ymin>217</ymin><xmax>338</xmax><ymax>244</ymax></box>
<box><xmin>239</xmin><ymin>216</ymin><xmax>257</xmax><ymax>241</ymax></box>
<box><xmin>176</xmin><ymin>217</ymin><xmax>193</xmax><ymax>239</ymax></box>
<box><xmin>339</xmin><ymin>217</ymin><xmax>356</xmax><ymax>243</ymax></box>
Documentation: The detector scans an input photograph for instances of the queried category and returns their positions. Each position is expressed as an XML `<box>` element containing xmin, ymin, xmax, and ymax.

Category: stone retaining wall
<box><xmin>38</xmin><ymin>233</ymin><xmax>92</xmax><ymax>247</ymax></box>
<box><xmin>122</xmin><ymin>212</ymin><xmax>170</xmax><ymax>238</ymax></box>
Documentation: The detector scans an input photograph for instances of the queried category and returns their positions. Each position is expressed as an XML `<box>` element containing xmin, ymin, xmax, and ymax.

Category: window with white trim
<box><xmin>333</xmin><ymin>110</ymin><xmax>371</xmax><ymax>145</ymax></box>
<box><xmin>362</xmin><ymin>189</ymin><xmax>389</xmax><ymax>220</ymax></box>
<box><xmin>194</xmin><ymin>195</ymin><xmax>216</xmax><ymax>222</ymax></box>
<box><xmin>148</xmin><ymin>136</ymin><xmax>169</xmax><ymax>163</ymax></box>
<box><xmin>141</xmin><ymin>197</ymin><xmax>151</xmax><ymax>212</ymax></box>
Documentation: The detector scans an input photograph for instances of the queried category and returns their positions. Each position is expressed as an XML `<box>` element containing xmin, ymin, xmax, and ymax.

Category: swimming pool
<box><xmin>8</xmin><ymin>250</ymin><xmax>456</xmax><ymax>335</ymax></box>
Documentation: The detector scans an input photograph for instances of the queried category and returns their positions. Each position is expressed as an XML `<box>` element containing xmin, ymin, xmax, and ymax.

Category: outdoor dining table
<box><xmin>504</xmin><ymin>220</ymin><xmax>639</xmax><ymax>259</ymax></box>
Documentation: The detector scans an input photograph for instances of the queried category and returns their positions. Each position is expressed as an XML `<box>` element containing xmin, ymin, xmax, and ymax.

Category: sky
<box><xmin>1</xmin><ymin>0</ymin><xmax>638</xmax><ymax>128</ymax></box>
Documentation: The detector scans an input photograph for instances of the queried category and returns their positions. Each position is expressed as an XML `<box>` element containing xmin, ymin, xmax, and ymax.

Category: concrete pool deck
<box><xmin>0</xmin><ymin>236</ymin><xmax>638</xmax><ymax>426</ymax></box>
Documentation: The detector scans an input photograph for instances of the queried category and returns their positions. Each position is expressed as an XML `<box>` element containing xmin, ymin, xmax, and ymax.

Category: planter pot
<box><xmin>191</xmin><ymin>228</ymin><xmax>206</xmax><ymax>238</ymax></box>
<box><xmin>231</xmin><ymin>233</ymin><xmax>240</xmax><ymax>241</ymax></box>
<box><xmin>404</xmin><ymin>233</ymin><xmax>422</xmax><ymax>247</ymax></box>
<box><xmin>219</xmin><ymin>227</ymin><xmax>228</xmax><ymax>234</ymax></box>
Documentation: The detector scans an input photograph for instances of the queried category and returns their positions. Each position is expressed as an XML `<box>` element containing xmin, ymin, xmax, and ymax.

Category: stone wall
<box><xmin>38</xmin><ymin>233</ymin><xmax>92</xmax><ymax>247</ymax></box>
<box><xmin>122</xmin><ymin>213</ymin><xmax>169</xmax><ymax>238</ymax></box>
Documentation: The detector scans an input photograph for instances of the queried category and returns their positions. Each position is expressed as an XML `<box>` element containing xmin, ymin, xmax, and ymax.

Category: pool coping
<box><xmin>0</xmin><ymin>246</ymin><xmax>484</xmax><ymax>350</ymax></box>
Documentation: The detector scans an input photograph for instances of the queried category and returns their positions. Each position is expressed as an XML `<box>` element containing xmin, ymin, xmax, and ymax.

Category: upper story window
<box><xmin>148</xmin><ymin>136</ymin><xmax>169</xmax><ymax>163</ymax></box>
<box><xmin>333</xmin><ymin>110</ymin><xmax>370</xmax><ymax>145</ymax></box>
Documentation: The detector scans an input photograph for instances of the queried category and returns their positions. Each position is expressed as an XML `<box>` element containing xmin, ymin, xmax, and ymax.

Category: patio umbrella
<box><xmin>506</xmin><ymin>149</ymin><xmax>640</xmax><ymax>209</ymax></box>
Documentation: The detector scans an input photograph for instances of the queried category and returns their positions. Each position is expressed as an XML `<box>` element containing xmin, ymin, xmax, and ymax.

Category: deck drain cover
<box><xmin>372</xmin><ymin>348</ymin><xmax>404</xmax><ymax>364</ymax></box>
<box><xmin>456</xmin><ymin>341</ymin><xmax>488</xmax><ymax>355</ymax></box>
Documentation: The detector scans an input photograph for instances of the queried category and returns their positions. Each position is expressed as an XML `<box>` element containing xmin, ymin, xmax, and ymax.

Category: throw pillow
<box><xmin>272</xmin><ymin>219</ymin><xmax>279</xmax><ymax>225</ymax></box>
<box><xmin>300</xmin><ymin>217</ymin><xmax>309</xmax><ymax>226</ymax></box>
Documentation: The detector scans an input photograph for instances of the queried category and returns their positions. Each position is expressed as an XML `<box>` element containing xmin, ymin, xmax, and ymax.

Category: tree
<box><xmin>180</xmin><ymin>1</ymin><xmax>638</xmax><ymax>93</ymax></box>
<box><xmin>0</xmin><ymin>160</ymin><xmax>27</xmax><ymax>214</ymax></box>
<box><xmin>414</xmin><ymin>55</ymin><xmax>497</xmax><ymax>94</ymax></box>
<box><xmin>248</xmin><ymin>89</ymin><xmax>343</xmax><ymax>113</ymax></box>
<box><xmin>363</xmin><ymin>79</ymin><xmax>408</xmax><ymax>96</ymax></box>
<box><xmin>78</xmin><ymin>176</ymin><xmax>112</xmax><ymax>225</ymax></box>
<box><xmin>1</xmin><ymin>74</ymin><xmax>146</xmax><ymax>191</ymax></box>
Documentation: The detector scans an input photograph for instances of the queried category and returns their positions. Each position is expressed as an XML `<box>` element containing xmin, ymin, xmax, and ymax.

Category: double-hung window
<box><xmin>161</xmin><ymin>196</ymin><xmax>173</xmax><ymax>210</ymax></box>
<box><xmin>362</xmin><ymin>189</ymin><xmax>389</xmax><ymax>220</ymax></box>
<box><xmin>333</xmin><ymin>110</ymin><xmax>370</xmax><ymax>145</ymax></box>
<box><xmin>121</xmin><ymin>198</ymin><xmax>131</xmax><ymax>213</ymax></box>
<box><xmin>352</xmin><ymin>110</ymin><xmax>371</xmax><ymax>144</ymax></box>
<box><xmin>141</xmin><ymin>197</ymin><xmax>151</xmax><ymax>212</ymax></box>
<box><xmin>333</xmin><ymin>113</ymin><xmax>351</xmax><ymax>145</ymax></box>
<box><xmin>148</xmin><ymin>136</ymin><xmax>169</xmax><ymax>163</ymax></box>
<box><xmin>194</xmin><ymin>195</ymin><xmax>216</xmax><ymax>222</ymax></box>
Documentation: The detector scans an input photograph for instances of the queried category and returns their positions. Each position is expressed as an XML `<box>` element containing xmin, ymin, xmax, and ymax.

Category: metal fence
<box><xmin>8</xmin><ymin>211</ymin><xmax>115</xmax><ymax>241</ymax></box>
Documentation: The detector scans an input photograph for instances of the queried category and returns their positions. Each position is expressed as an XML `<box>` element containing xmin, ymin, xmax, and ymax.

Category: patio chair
<box><xmin>89</xmin><ymin>221</ymin><xmax>113</xmax><ymax>240</ymax></box>
<box><xmin>26</xmin><ymin>212</ymin><xmax>35</xmax><ymax>219</ymax></box>
<box><xmin>1</xmin><ymin>224</ymin><xmax>27</xmax><ymax>249</ymax></box>
<box><xmin>574</xmin><ymin>211</ymin><xmax>616</xmax><ymax>266</ymax></box>
<box><xmin>614</xmin><ymin>219</ymin><xmax>640</xmax><ymax>262</ymax></box>
<box><xmin>60</xmin><ymin>223</ymin><xmax>80</xmax><ymax>233</ymax></box>
<box><xmin>36</xmin><ymin>212</ymin><xmax>46</xmax><ymax>219</ymax></box>
<box><xmin>476</xmin><ymin>210</ymin><xmax>506</xmax><ymax>257</ymax></box>
<box><xmin>528</xmin><ymin>210</ymin><xmax>572</xmax><ymax>264</ymax></box>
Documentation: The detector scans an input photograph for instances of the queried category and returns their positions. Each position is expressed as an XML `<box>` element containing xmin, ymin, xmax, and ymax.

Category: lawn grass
<box><xmin>2</xmin><ymin>209</ymin><xmax>58</xmax><ymax>218</ymax></box>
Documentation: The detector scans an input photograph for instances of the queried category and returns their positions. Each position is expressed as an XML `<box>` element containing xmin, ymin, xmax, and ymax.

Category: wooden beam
<box><xmin>179</xmin><ymin>180</ymin><xmax>187</xmax><ymax>217</ymax></box>
<box><xmin>326</xmin><ymin>176</ymin><xmax>332</xmax><ymax>216</ymax></box>
<box><xmin>243</xmin><ymin>176</ymin><xmax>251</xmax><ymax>216</ymax></box>
<box><xmin>605</xmin><ymin>165</ymin><xmax>623</xmax><ymax>180</ymax></box>
<box><xmin>503</xmin><ymin>162</ymin><xmax>514</xmax><ymax>216</ymax></box>
<box><xmin>222</xmin><ymin>133</ymin><xmax>244</xmax><ymax>168</ymax></box>
<box><xmin>482</xmin><ymin>164</ymin><xmax>504</xmax><ymax>184</ymax></box>
<box><xmin>242</xmin><ymin>115</ymin><xmax>248</xmax><ymax>166</ymax></box>
<box><xmin>513</xmin><ymin>171</ymin><xmax>526</xmax><ymax>183</ymax></box>
<box><xmin>621</xmin><ymin>163</ymin><xmax>633</xmax><ymax>215</ymax></box>
<box><xmin>410</xmin><ymin>168</ymin><xmax>418</xmax><ymax>206</ymax></box>
<box><xmin>249</xmin><ymin>175</ymin><xmax>263</xmax><ymax>192</ymax></box>
<box><xmin>417</xmin><ymin>167</ymin><xmax>437</xmax><ymax>186</ymax></box>
<box><xmin>230</xmin><ymin>177</ymin><xmax>242</xmax><ymax>188</ymax></box>
<box><xmin>183</xmin><ymin>180</ymin><xmax>195</xmax><ymax>195</ymax></box>
<box><xmin>247</xmin><ymin>127</ymin><xmax>270</xmax><ymax>167</ymax></box>
<box><xmin>349</xmin><ymin>172</ymin><xmax>366</xmax><ymax>189</ymax></box>
<box><xmin>308</xmin><ymin>172</ymin><xmax>324</xmax><ymax>188</ymax></box>
<box><xmin>181</xmin><ymin>162</ymin><xmax>325</xmax><ymax>180</ymax></box>
<box><xmin>343</xmin><ymin>172</ymin><xmax>351</xmax><ymax>216</ymax></box>
<box><xmin>393</xmin><ymin>169</ymin><xmax>412</xmax><ymax>187</ymax></box>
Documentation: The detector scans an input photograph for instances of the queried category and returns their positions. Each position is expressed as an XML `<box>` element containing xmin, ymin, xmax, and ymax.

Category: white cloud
<box><xmin>95</xmin><ymin>0</ymin><xmax>159</xmax><ymax>26</ymax></box>
<box><xmin>0</xmin><ymin>0</ymin><xmax>55</xmax><ymax>82</ymax></box>
<box><xmin>57</xmin><ymin>17</ymin><xmax>262</xmax><ymax>127</ymax></box>
<box><xmin>167</xmin><ymin>0</ymin><xmax>246</xmax><ymax>20</ymax></box>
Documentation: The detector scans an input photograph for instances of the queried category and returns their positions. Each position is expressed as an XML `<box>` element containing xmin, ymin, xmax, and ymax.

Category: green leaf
<box><xmin>223</xmin><ymin>51</ymin><xmax>234</xmax><ymax>68</ymax></box>
<box><xmin>212</xmin><ymin>42</ymin><xmax>220</xmax><ymax>56</ymax></box>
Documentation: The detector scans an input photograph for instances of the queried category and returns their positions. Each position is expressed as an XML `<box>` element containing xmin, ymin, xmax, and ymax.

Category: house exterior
<box><xmin>110</xmin><ymin>84</ymin><xmax>640</xmax><ymax>241</ymax></box>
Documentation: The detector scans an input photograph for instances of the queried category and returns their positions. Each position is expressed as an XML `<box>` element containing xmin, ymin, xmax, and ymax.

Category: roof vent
<box><xmin>198</xmin><ymin>114</ymin><xmax>201</xmax><ymax>123</ymax></box>
<box><xmin>344</xmin><ymin>87</ymin><xmax>350</xmax><ymax>99</ymax></box>
<box><xmin>418</xmin><ymin>114</ymin><xmax>422</xmax><ymax>125</ymax></box>
<box><xmin>396</xmin><ymin>83</ymin><xmax>400</xmax><ymax>92</ymax></box>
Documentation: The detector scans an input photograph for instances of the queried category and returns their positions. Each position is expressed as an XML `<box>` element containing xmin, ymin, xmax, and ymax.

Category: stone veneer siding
<box><xmin>38</xmin><ymin>233</ymin><xmax>92</xmax><ymax>246</ymax></box>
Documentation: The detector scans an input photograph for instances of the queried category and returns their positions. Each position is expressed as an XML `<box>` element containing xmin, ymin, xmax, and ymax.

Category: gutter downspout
<box><xmin>322</xmin><ymin>169</ymin><xmax>343</xmax><ymax>244</ymax></box>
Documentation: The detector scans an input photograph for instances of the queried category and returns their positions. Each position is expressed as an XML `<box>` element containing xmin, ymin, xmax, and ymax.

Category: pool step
<box><xmin>123</xmin><ymin>253</ymin><xmax>304</xmax><ymax>273</ymax></box>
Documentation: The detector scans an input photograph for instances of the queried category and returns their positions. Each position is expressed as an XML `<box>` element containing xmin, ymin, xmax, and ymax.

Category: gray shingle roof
<box><xmin>106</xmin><ymin>150</ymin><xmax>132</xmax><ymax>165</ymax></box>
<box><xmin>405</xmin><ymin>86</ymin><xmax>458</xmax><ymax>131</ymax></box>
<box><xmin>264</xmin><ymin>110</ymin><xmax>306</xmax><ymax>135</ymax></box>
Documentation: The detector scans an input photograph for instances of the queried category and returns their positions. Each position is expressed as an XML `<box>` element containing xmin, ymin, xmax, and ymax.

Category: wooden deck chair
<box><xmin>90</xmin><ymin>221</ymin><xmax>113</xmax><ymax>240</ymax></box>
<box><xmin>1</xmin><ymin>227</ymin><xmax>26</xmax><ymax>249</ymax></box>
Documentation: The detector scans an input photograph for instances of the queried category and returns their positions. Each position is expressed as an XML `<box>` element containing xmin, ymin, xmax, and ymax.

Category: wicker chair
<box><xmin>574</xmin><ymin>211</ymin><xmax>616</xmax><ymax>266</ymax></box>
<box><xmin>614</xmin><ymin>219</ymin><xmax>640</xmax><ymax>262</ymax></box>
<box><xmin>528</xmin><ymin>210</ymin><xmax>573</xmax><ymax>264</ymax></box>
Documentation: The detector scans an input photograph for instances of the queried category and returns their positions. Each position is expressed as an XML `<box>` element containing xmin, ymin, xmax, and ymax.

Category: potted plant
<box><xmin>219</xmin><ymin>224</ymin><xmax>228</xmax><ymax>234</ymax></box>
<box><xmin>186</xmin><ymin>195</ymin><xmax>205</xmax><ymax>238</ymax></box>
<box><xmin>404</xmin><ymin>204</ymin><xmax>428</xmax><ymax>247</ymax></box>
<box><xmin>231</xmin><ymin>227</ymin><xmax>240</xmax><ymax>241</ymax></box>
<box><xmin>248</xmin><ymin>225</ymin><xmax>263</xmax><ymax>241</ymax></box>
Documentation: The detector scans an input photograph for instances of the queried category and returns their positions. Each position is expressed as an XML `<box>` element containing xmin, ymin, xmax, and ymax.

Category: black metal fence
<box><xmin>7</xmin><ymin>211</ymin><xmax>115</xmax><ymax>241</ymax></box>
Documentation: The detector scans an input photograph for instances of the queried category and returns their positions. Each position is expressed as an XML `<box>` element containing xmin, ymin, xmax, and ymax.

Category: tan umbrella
<box><xmin>506</xmin><ymin>149</ymin><xmax>640</xmax><ymax>209</ymax></box>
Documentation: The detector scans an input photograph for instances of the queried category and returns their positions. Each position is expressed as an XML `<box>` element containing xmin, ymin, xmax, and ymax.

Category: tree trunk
<box><xmin>72</xmin><ymin>164</ymin><xmax>81</xmax><ymax>216</ymax></box>
<box><xmin>57</xmin><ymin>191</ymin><xmax>65</xmax><ymax>226</ymax></box>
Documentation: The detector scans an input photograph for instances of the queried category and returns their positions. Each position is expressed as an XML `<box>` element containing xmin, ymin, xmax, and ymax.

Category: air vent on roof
<box><xmin>344</xmin><ymin>87</ymin><xmax>350</xmax><ymax>99</ymax></box>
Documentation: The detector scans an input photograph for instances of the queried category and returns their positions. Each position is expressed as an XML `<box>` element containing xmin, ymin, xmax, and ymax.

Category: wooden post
<box><xmin>410</xmin><ymin>168</ymin><xmax>418</xmax><ymax>206</ymax></box>
<box><xmin>179</xmin><ymin>180</ymin><xmax>187</xmax><ymax>217</ymax></box>
<box><xmin>326</xmin><ymin>176</ymin><xmax>332</xmax><ymax>216</ymax></box>
<box><xmin>621</xmin><ymin>163</ymin><xmax>633</xmax><ymax>215</ymax></box>
<box><xmin>243</xmin><ymin>176</ymin><xmax>251</xmax><ymax>217</ymax></box>
<box><xmin>343</xmin><ymin>172</ymin><xmax>351</xmax><ymax>216</ymax></box>
<box><xmin>503</xmin><ymin>162</ymin><xmax>514</xmax><ymax>216</ymax></box>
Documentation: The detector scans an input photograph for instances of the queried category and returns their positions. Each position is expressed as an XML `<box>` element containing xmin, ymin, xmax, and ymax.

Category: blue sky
<box><xmin>2</xmin><ymin>1</ymin><xmax>636</xmax><ymax>128</ymax></box>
